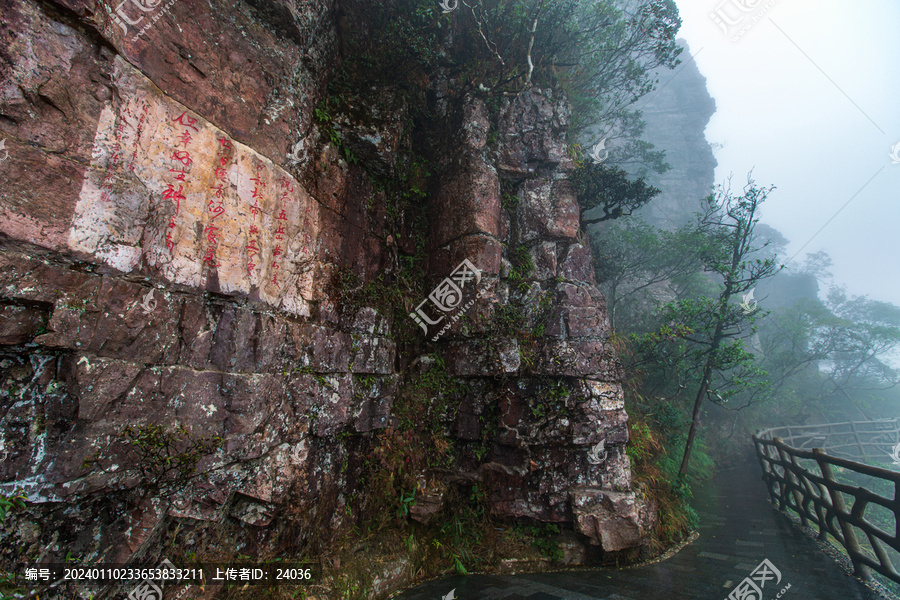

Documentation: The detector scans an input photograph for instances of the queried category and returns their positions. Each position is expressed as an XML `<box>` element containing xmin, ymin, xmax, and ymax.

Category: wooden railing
<box><xmin>753</xmin><ymin>420</ymin><xmax>900</xmax><ymax>585</ymax></box>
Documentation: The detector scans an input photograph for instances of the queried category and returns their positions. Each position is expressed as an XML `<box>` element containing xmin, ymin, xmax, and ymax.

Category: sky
<box><xmin>671</xmin><ymin>0</ymin><xmax>900</xmax><ymax>305</ymax></box>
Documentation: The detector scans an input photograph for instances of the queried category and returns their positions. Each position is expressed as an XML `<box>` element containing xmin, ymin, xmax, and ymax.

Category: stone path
<box><xmin>392</xmin><ymin>457</ymin><xmax>881</xmax><ymax>600</ymax></box>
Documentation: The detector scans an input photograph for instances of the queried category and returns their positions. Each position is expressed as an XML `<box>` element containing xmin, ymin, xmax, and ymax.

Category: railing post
<box><xmin>814</xmin><ymin>448</ymin><xmax>871</xmax><ymax>582</ymax></box>
<box><xmin>754</xmin><ymin>437</ymin><xmax>780</xmax><ymax>507</ymax></box>
<box><xmin>891</xmin><ymin>477</ymin><xmax>900</xmax><ymax>551</ymax></box>
<box><xmin>774</xmin><ymin>437</ymin><xmax>806</xmax><ymax>524</ymax></box>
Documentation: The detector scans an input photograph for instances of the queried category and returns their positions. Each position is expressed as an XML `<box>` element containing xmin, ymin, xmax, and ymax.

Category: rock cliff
<box><xmin>635</xmin><ymin>39</ymin><xmax>718</xmax><ymax>227</ymax></box>
<box><xmin>0</xmin><ymin>0</ymin><xmax>652</xmax><ymax>595</ymax></box>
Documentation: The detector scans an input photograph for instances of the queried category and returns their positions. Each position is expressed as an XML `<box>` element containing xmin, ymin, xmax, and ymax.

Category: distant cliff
<box><xmin>636</xmin><ymin>39</ymin><xmax>718</xmax><ymax>227</ymax></box>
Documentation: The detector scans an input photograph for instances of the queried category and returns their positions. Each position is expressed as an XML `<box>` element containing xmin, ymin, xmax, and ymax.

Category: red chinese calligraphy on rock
<box><xmin>277</xmin><ymin>178</ymin><xmax>295</xmax><ymax>194</ymax></box>
<box><xmin>166</xmin><ymin>223</ymin><xmax>176</xmax><ymax>252</ymax></box>
<box><xmin>172</xmin><ymin>151</ymin><xmax>193</xmax><ymax>167</ymax></box>
<box><xmin>202</xmin><ymin>246</ymin><xmax>217</xmax><ymax>267</ymax></box>
<box><xmin>207</xmin><ymin>198</ymin><xmax>225</xmax><ymax>217</ymax></box>
<box><xmin>162</xmin><ymin>184</ymin><xmax>186</xmax><ymax>215</ymax></box>
<box><xmin>217</xmin><ymin>138</ymin><xmax>234</xmax><ymax>164</ymax></box>
<box><xmin>173</xmin><ymin>111</ymin><xmax>200</xmax><ymax>132</ymax></box>
<box><xmin>246</xmin><ymin>230</ymin><xmax>261</xmax><ymax>278</ymax></box>
<box><xmin>205</xmin><ymin>225</ymin><xmax>220</xmax><ymax>245</ymax></box>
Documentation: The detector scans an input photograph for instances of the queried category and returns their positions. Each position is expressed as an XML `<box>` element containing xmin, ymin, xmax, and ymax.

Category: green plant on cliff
<box><xmin>0</xmin><ymin>492</ymin><xmax>30</xmax><ymax>599</ymax></box>
<box><xmin>622</xmin><ymin>407</ymin><xmax>701</xmax><ymax>544</ymax></box>
<box><xmin>84</xmin><ymin>424</ymin><xmax>222</xmax><ymax>500</ymax></box>
<box><xmin>0</xmin><ymin>575</ymin><xmax>20</xmax><ymax>600</ymax></box>
<box><xmin>402</xmin><ymin>482</ymin><xmax>494</xmax><ymax>576</ymax></box>
<box><xmin>339</xmin><ymin>0</ymin><xmax>442</xmax><ymax>90</ymax></box>
<box><xmin>508</xmin><ymin>245</ymin><xmax>535</xmax><ymax>293</ymax></box>
<box><xmin>493</xmin><ymin>303</ymin><xmax>526</xmax><ymax>338</ymax></box>
<box><xmin>337</xmin><ymin>0</ymin><xmax>680</xmax><ymax>171</ymax></box>
<box><xmin>450</xmin><ymin>0</ymin><xmax>680</xmax><ymax>171</ymax></box>
<box><xmin>0</xmin><ymin>492</ymin><xmax>25</xmax><ymax>524</ymax></box>
<box><xmin>573</xmin><ymin>163</ymin><xmax>662</xmax><ymax>226</ymax></box>
<box><xmin>313</xmin><ymin>96</ymin><xmax>358</xmax><ymax>165</ymax></box>
<box><xmin>516</xmin><ymin>522</ymin><xmax>563</xmax><ymax>561</ymax></box>
<box><xmin>394</xmin><ymin>355</ymin><xmax>463</xmax><ymax>435</ymax></box>
<box><xmin>604</xmin><ymin>332</ymin><xmax>701</xmax><ymax>545</ymax></box>
<box><xmin>360</xmin><ymin>355</ymin><xmax>460</xmax><ymax>528</ymax></box>
<box><xmin>0</xmin><ymin>492</ymin><xmax>26</xmax><ymax>598</ymax></box>
<box><xmin>531</xmin><ymin>289</ymin><xmax>554</xmax><ymax>338</ymax></box>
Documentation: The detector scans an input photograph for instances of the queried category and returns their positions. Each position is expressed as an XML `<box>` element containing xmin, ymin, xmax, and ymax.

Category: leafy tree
<box><xmin>548</xmin><ymin>0</ymin><xmax>683</xmax><ymax>134</ymax></box>
<box><xmin>591</xmin><ymin>218</ymin><xmax>703</xmax><ymax>330</ymax></box>
<box><xmin>574</xmin><ymin>164</ymin><xmax>661</xmax><ymax>226</ymax></box>
<box><xmin>333</xmin><ymin>0</ymin><xmax>681</xmax><ymax>175</ymax></box>
<box><xmin>456</xmin><ymin>0</ymin><xmax>681</xmax><ymax>170</ymax></box>
<box><xmin>755</xmin><ymin>299</ymin><xmax>830</xmax><ymax>398</ymax></box>
<box><xmin>671</xmin><ymin>246</ymin><xmax>900</xmax><ymax>440</ymax></box>
<box><xmin>635</xmin><ymin>178</ymin><xmax>781</xmax><ymax>478</ymax></box>
<box><xmin>814</xmin><ymin>288</ymin><xmax>900</xmax><ymax>395</ymax></box>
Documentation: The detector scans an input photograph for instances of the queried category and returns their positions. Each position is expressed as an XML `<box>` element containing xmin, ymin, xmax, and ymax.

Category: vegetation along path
<box><xmin>393</xmin><ymin>456</ymin><xmax>881</xmax><ymax>600</ymax></box>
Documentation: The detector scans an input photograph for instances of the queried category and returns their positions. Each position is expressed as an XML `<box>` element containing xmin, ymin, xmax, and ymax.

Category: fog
<box><xmin>673</xmin><ymin>0</ymin><xmax>900</xmax><ymax>303</ymax></box>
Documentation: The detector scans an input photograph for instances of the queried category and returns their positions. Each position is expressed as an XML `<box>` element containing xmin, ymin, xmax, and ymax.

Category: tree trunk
<box><xmin>679</xmin><ymin>314</ymin><xmax>727</xmax><ymax>480</ymax></box>
<box><xmin>678</xmin><ymin>360</ymin><xmax>713</xmax><ymax>479</ymax></box>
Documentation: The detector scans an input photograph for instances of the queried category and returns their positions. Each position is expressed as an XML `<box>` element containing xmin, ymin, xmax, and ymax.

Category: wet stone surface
<box><xmin>392</xmin><ymin>457</ymin><xmax>881</xmax><ymax>600</ymax></box>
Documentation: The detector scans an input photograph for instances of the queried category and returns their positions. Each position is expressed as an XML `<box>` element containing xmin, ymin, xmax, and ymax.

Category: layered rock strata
<box><xmin>0</xmin><ymin>0</ymin><xmax>653</xmax><ymax>590</ymax></box>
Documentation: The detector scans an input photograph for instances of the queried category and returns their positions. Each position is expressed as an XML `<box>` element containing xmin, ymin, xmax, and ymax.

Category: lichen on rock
<box><xmin>0</xmin><ymin>0</ymin><xmax>656</xmax><ymax>596</ymax></box>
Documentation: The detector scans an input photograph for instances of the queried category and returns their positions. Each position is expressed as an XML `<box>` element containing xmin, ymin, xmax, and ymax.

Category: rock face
<box><xmin>572</xmin><ymin>488</ymin><xmax>650</xmax><ymax>552</ymax></box>
<box><xmin>427</xmin><ymin>89</ymin><xmax>636</xmax><ymax>533</ymax></box>
<box><xmin>634</xmin><ymin>39</ymin><xmax>718</xmax><ymax>227</ymax></box>
<box><xmin>0</xmin><ymin>0</ymin><xmax>652</xmax><ymax>587</ymax></box>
